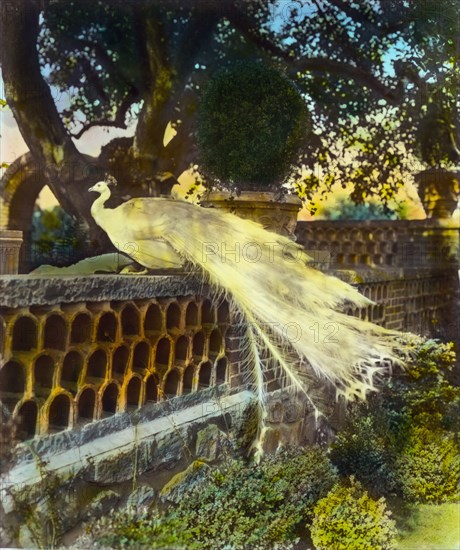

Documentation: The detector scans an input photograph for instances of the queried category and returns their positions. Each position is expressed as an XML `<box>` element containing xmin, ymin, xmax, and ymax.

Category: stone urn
<box><xmin>0</xmin><ymin>230</ymin><xmax>23</xmax><ymax>274</ymax></box>
<box><xmin>200</xmin><ymin>191</ymin><xmax>302</xmax><ymax>239</ymax></box>
<box><xmin>415</xmin><ymin>169</ymin><xmax>460</xmax><ymax>219</ymax></box>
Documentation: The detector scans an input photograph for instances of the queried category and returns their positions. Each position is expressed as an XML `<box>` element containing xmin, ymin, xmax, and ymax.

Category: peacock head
<box><xmin>88</xmin><ymin>181</ymin><xmax>110</xmax><ymax>194</ymax></box>
<box><xmin>89</xmin><ymin>175</ymin><xmax>117</xmax><ymax>194</ymax></box>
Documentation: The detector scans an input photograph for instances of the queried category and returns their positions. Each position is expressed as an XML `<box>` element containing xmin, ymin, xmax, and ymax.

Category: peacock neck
<box><xmin>91</xmin><ymin>189</ymin><xmax>111</xmax><ymax>221</ymax></box>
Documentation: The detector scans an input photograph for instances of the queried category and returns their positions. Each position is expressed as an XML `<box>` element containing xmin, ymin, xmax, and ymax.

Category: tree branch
<box><xmin>70</xmin><ymin>87</ymin><xmax>138</xmax><ymax>139</ymax></box>
<box><xmin>226</xmin><ymin>9</ymin><xmax>410</xmax><ymax>104</ymax></box>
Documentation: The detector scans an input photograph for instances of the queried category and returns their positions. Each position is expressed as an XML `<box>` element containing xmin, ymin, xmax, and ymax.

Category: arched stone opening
<box><xmin>12</xmin><ymin>316</ymin><xmax>37</xmax><ymax>352</ymax></box>
<box><xmin>126</xmin><ymin>377</ymin><xmax>141</xmax><ymax>409</ymax></box>
<box><xmin>185</xmin><ymin>302</ymin><xmax>198</xmax><ymax>327</ymax></box>
<box><xmin>144</xmin><ymin>303</ymin><xmax>162</xmax><ymax>333</ymax></box>
<box><xmin>77</xmin><ymin>388</ymin><xmax>96</xmax><ymax>421</ymax></box>
<box><xmin>193</xmin><ymin>332</ymin><xmax>205</xmax><ymax>359</ymax></box>
<box><xmin>166</xmin><ymin>303</ymin><xmax>181</xmax><ymax>331</ymax></box>
<box><xmin>217</xmin><ymin>301</ymin><xmax>230</xmax><ymax>323</ymax></box>
<box><xmin>112</xmin><ymin>345</ymin><xmax>130</xmax><ymax>378</ymax></box>
<box><xmin>0</xmin><ymin>154</ymin><xmax>46</xmax><ymax>272</ymax></box>
<box><xmin>97</xmin><ymin>312</ymin><xmax>118</xmax><ymax>342</ymax></box>
<box><xmin>101</xmin><ymin>383</ymin><xmax>119</xmax><ymax>414</ymax></box>
<box><xmin>183</xmin><ymin>365</ymin><xmax>195</xmax><ymax>394</ymax></box>
<box><xmin>34</xmin><ymin>354</ymin><xmax>54</xmax><ymax>396</ymax></box>
<box><xmin>155</xmin><ymin>338</ymin><xmax>171</xmax><ymax>369</ymax></box>
<box><xmin>61</xmin><ymin>351</ymin><xmax>83</xmax><ymax>390</ymax></box>
<box><xmin>121</xmin><ymin>304</ymin><xmax>140</xmax><ymax>336</ymax></box>
<box><xmin>86</xmin><ymin>349</ymin><xmax>107</xmax><ymax>380</ymax></box>
<box><xmin>16</xmin><ymin>400</ymin><xmax>38</xmax><ymax>440</ymax></box>
<box><xmin>44</xmin><ymin>315</ymin><xmax>67</xmax><ymax>351</ymax></box>
<box><xmin>164</xmin><ymin>370</ymin><xmax>179</xmax><ymax>398</ymax></box>
<box><xmin>174</xmin><ymin>336</ymin><xmax>188</xmax><ymax>363</ymax></box>
<box><xmin>216</xmin><ymin>357</ymin><xmax>228</xmax><ymax>384</ymax></box>
<box><xmin>48</xmin><ymin>394</ymin><xmax>71</xmax><ymax>431</ymax></box>
<box><xmin>201</xmin><ymin>300</ymin><xmax>215</xmax><ymax>324</ymax></box>
<box><xmin>209</xmin><ymin>329</ymin><xmax>222</xmax><ymax>357</ymax></box>
<box><xmin>145</xmin><ymin>374</ymin><xmax>159</xmax><ymax>402</ymax></box>
<box><xmin>71</xmin><ymin>313</ymin><xmax>92</xmax><ymax>344</ymax></box>
<box><xmin>198</xmin><ymin>361</ymin><xmax>212</xmax><ymax>389</ymax></box>
<box><xmin>133</xmin><ymin>341</ymin><xmax>150</xmax><ymax>373</ymax></box>
<box><xmin>0</xmin><ymin>360</ymin><xmax>25</xmax><ymax>395</ymax></box>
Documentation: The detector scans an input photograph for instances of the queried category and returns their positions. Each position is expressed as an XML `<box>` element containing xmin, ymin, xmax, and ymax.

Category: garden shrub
<box><xmin>173</xmin><ymin>446</ymin><xmax>338</xmax><ymax>549</ymax></box>
<box><xmin>81</xmin><ymin>446</ymin><xmax>337</xmax><ymax>550</ymax></box>
<box><xmin>330</xmin><ymin>403</ymin><xmax>402</xmax><ymax>496</ymax></box>
<box><xmin>331</xmin><ymin>337</ymin><xmax>460</xmax><ymax>499</ymax></box>
<box><xmin>395</xmin><ymin>426</ymin><xmax>460</xmax><ymax>503</ymax></box>
<box><xmin>310</xmin><ymin>476</ymin><xmax>397</xmax><ymax>550</ymax></box>
<box><xmin>390</xmin><ymin>338</ymin><xmax>459</xmax><ymax>430</ymax></box>
<box><xmin>80</xmin><ymin>507</ymin><xmax>198</xmax><ymax>549</ymax></box>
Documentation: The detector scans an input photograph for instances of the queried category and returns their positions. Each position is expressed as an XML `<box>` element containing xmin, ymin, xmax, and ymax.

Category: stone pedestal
<box><xmin>201</xmin><ymin>191</ymin><xmax>302</xmax><ymax>239</ymax></box>
<box><xmin>0</xmin><ymin>230</ymin><xmax>23</xmax><ymax>274</ymax></box>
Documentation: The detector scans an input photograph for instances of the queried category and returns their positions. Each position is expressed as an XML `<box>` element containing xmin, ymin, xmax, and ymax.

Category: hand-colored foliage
<box><xmin>395</xmin><ymin>427</ymin><xmax>460</xmax><ymax>503</ymax></box>
<box><xmin>310</xmin><ymin>476</ymin><xmax>397</xmax><ymax>550</ymax></box>
<box><xmin>173</xmin><ymin>446</ymin><xmax>338</xmax><ymax>549</ymax></box>
<box><xmin>331</xmin><ymin>338</ymin><xmax>460</xmax><ymax>501</ymax></box>
<box><xmin>197</xmin><ymin>61</ymin><xmax>309</xmax><ymax>190</ymax></box>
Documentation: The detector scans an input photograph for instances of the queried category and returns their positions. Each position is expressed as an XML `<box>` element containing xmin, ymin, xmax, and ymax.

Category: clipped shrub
<box><xmin>197</xmin><ymin>60</ymin><xmax>309</xmax><ymax>190</ymax></box>
<box><xmin>395</xmin><ymin>426</ymin><xmax>460</xmax><ymax>503</ymax></box>
<box><xmin>174</xmin><ymin>446</ymin><xmax>338</xmax><ymax>549</ymax></box>
<box><xmin>310</xmin><ymin>476</ymin><xmax>397</xmax><ymax>550</ymax></box>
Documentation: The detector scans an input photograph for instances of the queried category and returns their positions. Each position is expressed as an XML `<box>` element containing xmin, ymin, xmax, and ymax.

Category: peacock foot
<box><xmin>119</xmin><ymin>264</ymin><xmax>149</xmax><ymax>275</ymax></box>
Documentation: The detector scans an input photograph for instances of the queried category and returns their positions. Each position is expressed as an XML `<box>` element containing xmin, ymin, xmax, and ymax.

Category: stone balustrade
<box><xmin>0</xmin><ymin>275</ymin><xmax>232</xmax><ymax>440</ymax></box>
<box><xmin>296</xmin><ymin>219</ymin><xmax>460</xmax><ymax>268</ymax></box>
<box><xmin>1</xmin><ymin>216</ymin><xmax>459</xmax><ymax>443</ymax></box>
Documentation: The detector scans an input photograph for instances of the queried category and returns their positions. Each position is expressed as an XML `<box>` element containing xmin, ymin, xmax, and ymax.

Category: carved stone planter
<box><xmin>0</xmin><ymin>230</ymin><xmax>23</xmax><ymax>274</ymax></box>
<box><xmin>201</xmin><ymin>191</ymin><xmax>302</xmax><ymax>239</ymax></box>
<box><xmin>415</xmin><ymin>169</ymin><xmax>460</xmax><ymax>219</ymax></box>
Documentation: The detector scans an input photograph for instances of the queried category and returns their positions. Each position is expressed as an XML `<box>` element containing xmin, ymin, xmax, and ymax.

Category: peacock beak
<box><xmin>88</xmin><ymin>185</ymin><xmax>96</xmax><ymax>192</ymax></box>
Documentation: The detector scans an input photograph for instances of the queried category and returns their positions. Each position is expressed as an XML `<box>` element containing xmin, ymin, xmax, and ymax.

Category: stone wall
<box><xmin>1</xmin><ymin>217</ymin><xmax>459</xmax><ymax>546</ymax></box>
<box><xmin>0</xmin><ymin>276</ymin><xmax>236</xmax><ymax>440</ymax></box>
<box><xmin>296</xmin><ymin>218</ymin><xmax>459</xmax><ymax>269</ymax></box>
<box><xmin>296</xmin><ymin>219</ymin><xmax>459</xmax><ymax>338</ymax></box>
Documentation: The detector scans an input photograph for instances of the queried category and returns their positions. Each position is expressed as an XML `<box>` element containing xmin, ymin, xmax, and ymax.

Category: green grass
<box><xmin>396</xmin><ymin>503</ymin><xmax>460</xmax><ymax>550</ymax></box>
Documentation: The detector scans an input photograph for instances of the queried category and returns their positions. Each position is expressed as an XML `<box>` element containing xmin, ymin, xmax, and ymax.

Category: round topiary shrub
<box><xmin>310</xmin><ymin>476</ymin><xmax>397</xmax><ymax>550</ymax></box>
<box><xmin>197</xmin><ymin>60</ymin><xmax>309</xmax><ymax>190</ymax></box>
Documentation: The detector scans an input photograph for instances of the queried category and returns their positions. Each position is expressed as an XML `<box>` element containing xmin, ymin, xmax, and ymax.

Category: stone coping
<box><xmin>329</xmin><ymin>267</ymin><xmax>458</xmax><ymax>284</ymax></box>
<box><xmin>11</xmin><ymin>384</ymin><xmax>234</xmax><ymax>466</ymax></box>
<box><xmin>1</xmin><ymin>389</ymin><xmax>254</xmax><ymax>513</ymax></box>
<box><xmin>297</xmin><ymin>219</ymin><xmax>460</xmax><ymax>229</ymax></box>
<box><xmin>0</xmin><ymin>268</ymin><xmax>456</xmax><ymax>308</ymax></box>
<box><xmin>0</xmin><ymin>274</ymin><xmax>203</xmax><ymax>308</ymax></box>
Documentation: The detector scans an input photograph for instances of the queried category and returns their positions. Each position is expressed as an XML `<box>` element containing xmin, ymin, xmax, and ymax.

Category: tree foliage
<box><xmin>1</xmin><ymin>0</ymin><xmax>459</xmax><ymax>232</ymax></box>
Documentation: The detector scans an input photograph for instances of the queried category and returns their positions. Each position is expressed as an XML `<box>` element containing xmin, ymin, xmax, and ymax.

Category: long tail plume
<box><xmin>154</xmin><ymin>201</ymin><xmax>403</xmax><ymax>388</ymax></box>
<box><xmin>106</xmin><ymin>197</ymin><xmax>408</xmax><ymax>452</ymax></box>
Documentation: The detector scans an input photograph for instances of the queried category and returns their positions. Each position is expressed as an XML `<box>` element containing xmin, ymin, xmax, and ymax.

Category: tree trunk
<box><xmin>0</xmin><ymin>0</ymin><xmax>108</xmax><ymax>247</ymax></box>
